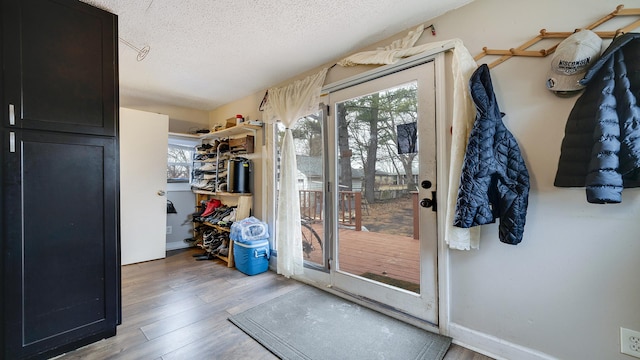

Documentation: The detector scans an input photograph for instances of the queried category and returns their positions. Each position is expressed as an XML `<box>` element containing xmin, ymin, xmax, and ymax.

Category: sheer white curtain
<box><xmin>265</xmin><ymin>68</ymin><xmax>328</xmax><ymax>277</ymax></box>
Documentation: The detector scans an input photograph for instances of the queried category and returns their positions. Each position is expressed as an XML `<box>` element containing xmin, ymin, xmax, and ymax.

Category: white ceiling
<box><xmin>81</xmin><ymin>0</ymin><xmax>473</xmax><ymax>111</ymax></box>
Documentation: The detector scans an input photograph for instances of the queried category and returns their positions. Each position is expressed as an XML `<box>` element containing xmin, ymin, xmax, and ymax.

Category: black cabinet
<box><xmin>2</xmin><ymin>0</ymin><xmax>118</xmax><ymax>136</ymax></box>
<box><xmin>1</xmin><ymin>0</ymin><xmax>120</xmax><ymax>359</ymax></box>
<box><xmin>1</xmin><ymin>130</ymin><xmax>119</xmax><ymax>359</ymax></box>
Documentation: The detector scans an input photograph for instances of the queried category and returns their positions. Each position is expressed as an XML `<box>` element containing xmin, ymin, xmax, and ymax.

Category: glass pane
<box><xmin>276</xmin><ymin>112</ymin><xmax>326</xmax><ymax>268</ymax></box>
<box><xmin>336</xmin><ymin>82</ymin><xmax>420</xmax><ymax>293</ymax></box>
<box><xmin>167</xmin><ymin>164</ymin><xmax>190</xmax><ymax>182</ymax></box>
<box><xmin>168</xmin><ymin>145</ymin><xmax>193</xmax><ymax>182</ymax></box>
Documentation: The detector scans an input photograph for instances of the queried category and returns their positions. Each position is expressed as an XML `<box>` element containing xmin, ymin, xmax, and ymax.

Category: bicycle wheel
<box><xmin>301</xmin><ymin>222</ymin><xmax>323</xmax><ymax>262</ymax></box>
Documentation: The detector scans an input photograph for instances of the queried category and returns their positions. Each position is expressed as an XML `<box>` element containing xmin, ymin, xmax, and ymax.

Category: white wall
<box><xmin>430</xmin><ymin>1</ymin><xmax>640</xmax><ymax>360</ymax></box>
<box><xmin>166</xmin><ymin>190</ymin><xmax>197</xmax><ymax>250</ymax></box>
<box><xmin>209</xmin><ymin>1</ymin><xmax>640</xmax><ymax>359</ymax></box>
<box><xmin>119</xmin><ymin>99</ymin><xmax>210</xmax><ymax>133</ymax></box>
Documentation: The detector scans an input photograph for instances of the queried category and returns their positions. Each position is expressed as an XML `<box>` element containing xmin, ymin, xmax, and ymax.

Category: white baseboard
<box><xmin>448</xmin><ymin>323</ymin><xmax>557</xmax><ymax>360</ymax></box>
<box><xmin>166</xmin><ymin>241</ymin><xmax>190</xmax><ymax>251</ymax></box>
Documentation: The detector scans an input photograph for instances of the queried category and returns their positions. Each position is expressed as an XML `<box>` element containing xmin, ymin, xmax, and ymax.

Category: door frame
<box><xmin>280</xmin><ymin>47</ymin><xmax>454</xmax><ymax>334</ymax></box>
<box><xmin>327</xmin><ymin>60</ymin><xmax>438</xmax><ymax>322</ymax></box>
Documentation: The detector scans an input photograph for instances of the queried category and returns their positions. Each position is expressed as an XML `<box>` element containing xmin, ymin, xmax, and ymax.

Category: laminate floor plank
<box><xmin>55</xmin><ymin>248</ymin><xmax>491</xmax><ymax>360</ymax></box>
<box><xmin>161</xmin><ymin>322</ymin><xmax>277</xmax><ymax>360</ymax></box>
<box><xmin>139</xmin><ymin>300</ymin><xmax>225</xmax><ymax>341</ymax></box>
<box><xmin>119</xmin><ymin>294</ymin><xmax>207</xmax><ymax>335</ymax></box>
<box><xmin>56</xmin><ymin>329</ymin><xmax>149</xmax><ymax>360</ymax></box>
<box><xmin>106</xmin><ymin>311</ymin><xmax>231</xmax><ymax>360</ymax></box>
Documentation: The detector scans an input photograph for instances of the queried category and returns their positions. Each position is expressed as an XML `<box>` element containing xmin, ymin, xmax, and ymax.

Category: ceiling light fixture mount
<box><xmin>119</xmin><ymin>37</ymin><xmax>151</xmax><ymax>61</ymax></box>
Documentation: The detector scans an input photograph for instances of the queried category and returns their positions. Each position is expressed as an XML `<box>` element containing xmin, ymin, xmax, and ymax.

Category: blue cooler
<box><xmin>233</xmin><ymin>239</ymin><xmax>270</xmax><ymax>275</ymax></box>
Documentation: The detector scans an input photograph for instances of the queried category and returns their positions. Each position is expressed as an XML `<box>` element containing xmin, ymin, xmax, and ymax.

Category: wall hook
<box><xmin>427</xmin><ymin>24</ymin><xmax>436</xmax><ymax>36</ymax></box>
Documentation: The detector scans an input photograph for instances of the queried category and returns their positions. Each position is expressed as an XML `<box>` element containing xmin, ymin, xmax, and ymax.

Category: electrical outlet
<box><xmin>166</xmin><ymin>226</ymin><xmax>172</xmax><ymax>235</ymax></box>
<box><xmin>621</xmin><ymin>327</ymin><xmax>640</xmax><ymax>358</ymax></box>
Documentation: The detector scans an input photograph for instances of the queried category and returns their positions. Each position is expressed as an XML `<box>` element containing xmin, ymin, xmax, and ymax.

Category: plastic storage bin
<box><xmin>230</xmin><ymin>216</ymin><xmax>268</xmax><ymax>243</ymax></box>
<box><xmin>233</xmin><ymin>239</ymin><xmax>270</xmax><ymax>276</ymax></box>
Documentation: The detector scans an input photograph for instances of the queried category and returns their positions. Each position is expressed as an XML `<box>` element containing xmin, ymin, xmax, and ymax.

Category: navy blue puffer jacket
<box><xmin>454</xmin><ymin>64</ymin><xmax>530</xmax><ymax>245</ymax></box>
<box><xmin>554</xmin><ymin>33</ymin><xmax>640</xmax><ymax>203</ymax></box>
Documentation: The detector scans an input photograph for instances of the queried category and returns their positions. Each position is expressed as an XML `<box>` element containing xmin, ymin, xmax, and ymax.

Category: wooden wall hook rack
<box><xmin>475</xmin><ymin>4</ymin><xmax>640</xmax><ymax>68</ymax></box>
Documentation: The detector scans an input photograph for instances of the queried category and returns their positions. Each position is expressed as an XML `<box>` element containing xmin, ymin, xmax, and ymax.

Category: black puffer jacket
<box><xmin>554</xmin><ymin>33</ymin><xmax>640</xmax><ymax>203</ymax></box>
<box><xmin>454</xmin><ymin>64</ymin><xmax>530</xmax><ymax>245</ymax></box>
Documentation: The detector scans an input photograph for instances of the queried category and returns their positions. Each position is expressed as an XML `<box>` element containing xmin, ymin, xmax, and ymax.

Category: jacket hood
<box><xmin>470</xmin><ymin>64</ymin><xmax>498</xmax><ymax>118</ymax></box>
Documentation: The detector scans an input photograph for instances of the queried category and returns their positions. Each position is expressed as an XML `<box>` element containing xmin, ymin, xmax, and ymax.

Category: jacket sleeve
<box><xmin>496</xmin><ymin>140</ymin><xmax>530</xmax><ymax>245</ymax></box>
<box><xmin>453</xmin><ymin>127</ymin><xmax>496</xmax><ymax>229</ymax></box>
<box><xmin>585</xmin><ymin>55</ymin><xmax>624</xmax><ymax>204</ymax></box>
<box><xmin>453</xmin><ymin>100</ymin><xmax>499</xmax><ymax>229</ymax></box>
<box><xmin>614</xmin><ymin>46</ymin><xmax>640</xmax><ymax>176</ymax></box>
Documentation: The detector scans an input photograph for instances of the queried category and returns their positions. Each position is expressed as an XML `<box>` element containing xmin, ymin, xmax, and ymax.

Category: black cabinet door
<box><xmin>1</xmin><ymin>129</ymin><xmax>120</xmax><ymax>359</ymax></box>
<box><xmin>2</xmin><ymin>0</ymin><xmax>118</xmax><ymax>136</ymax></box>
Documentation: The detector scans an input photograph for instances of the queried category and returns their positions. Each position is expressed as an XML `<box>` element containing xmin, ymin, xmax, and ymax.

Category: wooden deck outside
<box><xmin>303</xmin><ymin>223</ymin><xmax>420</xmax><ymax>289</ymax></box>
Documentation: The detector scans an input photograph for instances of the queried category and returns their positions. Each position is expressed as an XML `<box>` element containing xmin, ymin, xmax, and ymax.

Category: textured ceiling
<box><xmin>81</xmin><ymin>0</ymin><xmax>473</xmax><ymax>110</ymax></box>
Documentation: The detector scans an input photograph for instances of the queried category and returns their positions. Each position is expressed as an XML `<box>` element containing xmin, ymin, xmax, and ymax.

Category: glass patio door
<box><xmin>327</xmin><ymin>60</ymin><xmax>439</xmax><ymax>323</ymax></box>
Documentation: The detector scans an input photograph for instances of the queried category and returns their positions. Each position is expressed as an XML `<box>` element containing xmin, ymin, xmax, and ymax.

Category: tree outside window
<box><xmin>167</xmin><ymin>144</ymin><xmax>193</xmax><ymax>183</ymax></box>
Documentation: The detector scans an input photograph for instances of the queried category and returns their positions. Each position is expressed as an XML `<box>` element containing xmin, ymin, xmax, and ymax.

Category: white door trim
<box><xmin>433</xmin><ymin>51</ymin><xmax>451</xmax><ymax>336</ymax></box>
<box><xmin>286</xmin><ymin>47</ymin><xmax>457</xmax><ymax>335</ymax></box>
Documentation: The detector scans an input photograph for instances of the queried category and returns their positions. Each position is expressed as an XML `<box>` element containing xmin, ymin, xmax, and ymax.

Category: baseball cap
<box><xmin>546</xmin><ymin>29</ymin><xmax>602</xmax><ymax>95</ymax></box>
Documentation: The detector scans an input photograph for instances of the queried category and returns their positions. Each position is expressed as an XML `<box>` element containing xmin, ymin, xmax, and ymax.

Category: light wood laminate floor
<box><xmin>56</xmin><ymin>248</ymin><xmax>493</xmax><ymax>360</ymax></box>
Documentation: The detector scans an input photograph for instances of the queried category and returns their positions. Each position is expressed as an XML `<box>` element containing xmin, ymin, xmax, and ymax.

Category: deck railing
<box><xmin>299</xmin><ymin>190</ymin><xmax>362</xmax><ymax>231</ymax></box>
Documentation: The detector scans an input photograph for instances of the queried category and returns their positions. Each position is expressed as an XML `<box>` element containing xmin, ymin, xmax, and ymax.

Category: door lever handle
<box><xmin>9</xmin><ymin>132</ymin><xmax>16</xmax><ymax>153</ymax></box>
<box><xmin>9</xmin><ymin>104</ymin><xmax>15</xmax><ymax>125</ymax></box>
<box><xmin>420</xmin><ymin>198</ymin><xmax>433</xmax><ymax>208</ymax></box>
<box><xmin>420</xmin><ymin>191</ymin><xmax>437</xmax><ymax>211</ymax></box>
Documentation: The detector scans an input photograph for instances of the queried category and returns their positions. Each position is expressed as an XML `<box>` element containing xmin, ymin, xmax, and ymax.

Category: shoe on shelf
<box><xmin>201</xmin><ymin>199</ymin><xmax>222</xmax><ymax>217</ymax></box>
<box><xmin>222</xmin><ymin>208</ymin><xmax>237</xmax><ymax>222</ymax></box>
<box><xmin>196</xmin><ymin>143</ymin><xmax>213</xmax><ymax>153</ymax></box>
<box><xmin>213</xmin><ymin>239</ymin><xmax>229</xmax><ymax>256</ymax></box>
<box><xmin>216</xmin><ymin>141</ymin><xmax>229</xmax><ymax>152</ymax></box>
<box><xmin>194</xmin><ymin>254</ymin><xmax>212</xmax><ymax>261</ymax></box>
<box><xmin>198</xmin><ymin>163</ymin><xmax>217</xmax><ymax>172</ymax></box>
<box><xmin>194</xmin><ymin>153</ymin><xmax>217</xmax><ymax>161</ymax></box>
<box><xmin>190</xmin><ymin>179</ymin><xmax>216</xmax><ymax>191</ymax></box>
